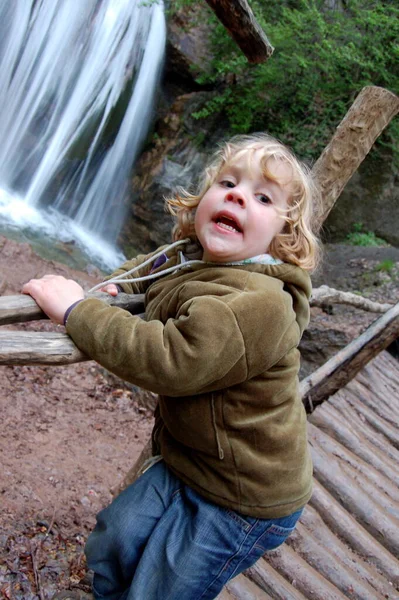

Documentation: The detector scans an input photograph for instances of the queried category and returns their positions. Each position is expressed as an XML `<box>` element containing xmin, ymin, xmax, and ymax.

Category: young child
<box><xmin>23</xmin><ymin>133</ymin><xmax>320</xmax><ymax>600</ymax></box>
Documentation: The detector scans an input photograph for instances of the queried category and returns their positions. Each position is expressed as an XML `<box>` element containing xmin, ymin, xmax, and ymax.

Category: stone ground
<box><xmin>0</xmin><ymin>236</ymin><xmax>398</xmax><ymax>599</ymax></box>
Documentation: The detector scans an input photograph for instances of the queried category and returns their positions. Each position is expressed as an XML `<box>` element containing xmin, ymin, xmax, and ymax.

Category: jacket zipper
<box><xmin>211</xmin><ymin>394</ymin><xmax>225</xmax><ymax>460</ymax></box>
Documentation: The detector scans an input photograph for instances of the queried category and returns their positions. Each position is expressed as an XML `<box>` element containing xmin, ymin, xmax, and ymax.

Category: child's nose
<box><xmin>225</xmin><ymin>189</ymin><xmax>245</xmax><ymax>207</ymax></box>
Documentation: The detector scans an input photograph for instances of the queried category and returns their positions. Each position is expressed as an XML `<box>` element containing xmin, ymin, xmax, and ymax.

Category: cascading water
<box><xmin>0</xmin><ymin>0</ymin><xmax>166</xmax><ymax>268</ymax></box>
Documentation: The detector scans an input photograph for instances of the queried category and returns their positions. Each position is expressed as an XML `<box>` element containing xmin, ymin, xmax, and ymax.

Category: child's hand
<box><xmin>22</xmin><ymin>275</ymin><xmax>85</xmax><ymax>325</ymax></box>
<box><xmin>99</xmin><ymin>283</ymin><xmax>119</xmax><ymax>296</ymax></box>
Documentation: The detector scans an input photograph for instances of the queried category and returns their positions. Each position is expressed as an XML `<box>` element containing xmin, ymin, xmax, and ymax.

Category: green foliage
<box><xmin>190</xmin><ymin>0</ymin><xmax>399</xmax><ymax>164</ymax></box>
<box><xmin>190</xmin><ymin>131</ymin><xmax>206</xmax><ymax>148</ymax></box>
<box><xmin>346</xmin><ymin>231</ymin><xmax>386</xmax><ymax>246</ymax></box>
<box><xmin>346</xmin><ymin>223</ymin><xmax>388</xmax><ymax>246</ymax></box>
<box><xmin>375</xmin><ymin>259</ymin><xmax>395</xmax><ymax>273</ymax></box>
<box><xmin>165</xmin><ymin>0</ymin><xmax>199</xmax><ymax>19</ymax></box>
<box><xmin>351</xmin><ymin>222</ymin><xmax>365</xmax><ymax>233</ymax></box>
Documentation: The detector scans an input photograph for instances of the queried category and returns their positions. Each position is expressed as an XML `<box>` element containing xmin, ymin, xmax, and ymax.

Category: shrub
<box><xmin>187</xmin><ymin>0</ymin><xmax>399</xmax><ymax>164</ymax></box>
<box><xmin>346</xmin><ymin>223</ymin><xmax>388</xmax><ymax>246</ymax></box>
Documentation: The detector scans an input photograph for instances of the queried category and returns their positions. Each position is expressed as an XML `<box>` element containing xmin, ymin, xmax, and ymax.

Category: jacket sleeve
<box><xmin>65</xmin><ymin>295</ymin><xmax>248</xmax><ymax>396</ymax></box>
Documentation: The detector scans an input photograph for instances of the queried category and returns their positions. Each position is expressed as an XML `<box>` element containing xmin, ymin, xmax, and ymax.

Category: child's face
<box><xmin>195</xmin><ymin>151</ymin><xmax>291</xmax><ymax>263</ymax></box>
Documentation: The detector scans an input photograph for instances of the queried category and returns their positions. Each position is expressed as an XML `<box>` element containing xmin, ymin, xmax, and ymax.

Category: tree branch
<box><xmin>204</xmin><ymin>0</ymin><xmax>273</xmax><ymax>64</ymax></box>
<box><xmin>300</xmin><ymin>302</ymin><xmax>399</xmax><ymax>411</ymax></box>
<box><xmin>311</xmin><ymin>285</ymin><xmax>393</xmax><ymax>313</ymax></box>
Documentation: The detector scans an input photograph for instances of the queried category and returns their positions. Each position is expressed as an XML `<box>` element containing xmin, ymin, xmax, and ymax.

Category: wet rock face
<box><xmin>120</xmin><ymin>90</ymin><xmax>229</xmax><ymax>255</ymax></box>
<box><xmin>324</xmin><ymin>149</ymin><xmax>399</xmax><ymax>246</ymax></box>
<box><xmin>118</xmin><ymin>4</ymin><xmax>231</xmax><ymax>256</ymax></box>
<box><xmin>166</xmin><ymin>4</ymin><xmax>213</xmax><ymax>87</ymax></box>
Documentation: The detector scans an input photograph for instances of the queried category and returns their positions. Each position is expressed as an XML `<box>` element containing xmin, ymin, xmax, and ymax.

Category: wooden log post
<box><xmin>223</xmin><ymin>573</ymin><xmax>273</xmax><ymax>600</ymax></box>
<box><xmin>308</xmin><ymin>430</ymin><xmax>399</xmax><ymax>556</ymax></box>
<box><xmin>308</xmin><ymin>422</ymin><xmax>399</xmax><ymax>510</ymax></box>
<box><xmin>297</xmin><ymin>506</ymin><xmax>395</xmax><ymax>598</ymax></box>
<box><xmin>0</xmin><ymin>331</ymin><xmax>88</xmax><ymax>366</ymax></box>
<box><xmin>260</xmin><ymin>546</ymin><xmax>348</xmax><ymax>600</ymax></box>
<box><xmin>286</xmin><ymin>521</ymin><xmax>391</xmax><ymax>599</ymax></box>
<box><xmin>312</xmin><ymin>86</ymin><xmax>399</xmax><ymax>230</ymax></box>
<box><xmin>0</xmin><ymin>292</ymin><xmax>145</xmax><ymax>366</ymax></box>
<box><xmin>309</xmin><ymin>397</ymin><xmax>399</xmax><ymax>483</ymax></box>
<box><xmin>204</xmin><ymin>0</ymin><xmax>274</xmax><ymax>64</ymax></box>
<box><xmin>247</xmin><ymin>559</ymin><xmax>308</xmax><ymax>600</ymax></box>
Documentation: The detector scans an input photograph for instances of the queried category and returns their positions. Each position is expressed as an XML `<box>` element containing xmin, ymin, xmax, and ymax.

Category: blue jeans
<box><xmin>85</xmin><ymin>460</ymin><xmax>302</xmax><ymax>600</ymax></box>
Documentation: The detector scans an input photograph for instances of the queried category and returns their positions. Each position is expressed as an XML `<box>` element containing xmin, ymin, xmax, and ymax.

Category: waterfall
<box><xmin>0</xmin><ymin>0</ymin><xmax>166</xmax><ymax>268</ymax></box>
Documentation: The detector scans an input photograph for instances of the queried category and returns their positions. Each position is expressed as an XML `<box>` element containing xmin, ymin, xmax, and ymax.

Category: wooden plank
<box><xmin>204</xmin><ymin>0</ymin><xmax>273</xmax><ymax>64</ymax></box>
<box><xmin>310</xmin><ymin>480</ymin><xmax>399</xmax><ymax>585</ymax></box>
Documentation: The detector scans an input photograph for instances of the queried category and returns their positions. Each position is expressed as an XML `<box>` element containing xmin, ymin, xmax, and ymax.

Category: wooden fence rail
<box><xmin>0</xmin><ymin>292</ymin><xmax>144</xmax><ymax>366</ymax></box>
<box><xmin>0</xmin><ymin>292</ymin><xmax>145</xmax><ymax>326</ymax></box>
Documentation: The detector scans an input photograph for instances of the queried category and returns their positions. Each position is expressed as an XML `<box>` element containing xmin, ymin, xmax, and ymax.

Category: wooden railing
<box><xmin>0</xmin><ymin>292</ymin><xmax>144</xmax><ymax>365</ymax></box>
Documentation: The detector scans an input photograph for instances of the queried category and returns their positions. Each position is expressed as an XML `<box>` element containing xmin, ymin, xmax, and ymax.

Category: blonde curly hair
<box><xmin>166</xmin><ymin>133</ymin><xmax>321</xmax><ymax>271</ymax></box>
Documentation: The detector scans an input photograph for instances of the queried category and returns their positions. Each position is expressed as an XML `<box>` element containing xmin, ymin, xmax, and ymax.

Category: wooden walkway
<box><xmin>219</xmin><ymin>351</ymin><xmax>399</xmax><ymax>600</ymax></box>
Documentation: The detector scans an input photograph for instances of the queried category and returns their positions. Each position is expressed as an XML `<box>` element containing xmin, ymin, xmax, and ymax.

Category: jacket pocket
<box><xmin>159</xmin><ymin>393</ymin><xmax>226</xmax><ymax>459</ymax></box>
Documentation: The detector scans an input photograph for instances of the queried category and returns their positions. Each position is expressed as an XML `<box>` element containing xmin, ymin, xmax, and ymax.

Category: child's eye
<box><xmin>256</xmin><ymin>193</ymin><xmax>272</xmax><ymax>204</ymax></box>
<box><xmin>220</xmin><ymin>180</ymin><xmax>235</xmax><ymax>188</ymax></box>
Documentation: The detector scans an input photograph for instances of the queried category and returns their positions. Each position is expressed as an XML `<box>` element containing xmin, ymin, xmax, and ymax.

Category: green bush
<box><xmin>188</xmin><ymin>0</ymin><xmax>399</xmax><ymax>164</ymax></box>
<box><xmin>346</xmin><ymin>222</ymin><xmax>388</xmax><ymax>246</ymax></box>
<box><xmin>375</xmin><ymin>259</ymin><xmax>395</xmax><ymax>273</ymax></box>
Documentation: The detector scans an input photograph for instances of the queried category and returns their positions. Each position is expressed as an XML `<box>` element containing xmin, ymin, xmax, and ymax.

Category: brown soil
<box><xmin>0</xmin><ymin>237</ymin><xmax>153</xmax><ymax>599</ymax></box>
<box><xmin>0</xmin><ymin>236</ymin><xmax>398</xmax><ymax>598</ymax></box>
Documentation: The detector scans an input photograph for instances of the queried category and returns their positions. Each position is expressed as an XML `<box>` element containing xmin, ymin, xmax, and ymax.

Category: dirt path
<box><xmin>0</xmin><ymin>237</ymin><xmax>153</xmax><ymax>598</ymax></box>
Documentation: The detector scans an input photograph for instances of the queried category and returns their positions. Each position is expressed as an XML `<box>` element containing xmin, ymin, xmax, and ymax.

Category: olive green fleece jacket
<box><xmin>66</xmin><ymin>242</ymin><xmax>313</xmax><ymax>518</ymax></box>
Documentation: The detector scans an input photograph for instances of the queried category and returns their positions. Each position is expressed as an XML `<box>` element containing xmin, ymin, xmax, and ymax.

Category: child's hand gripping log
<box><xmin>22</xmin><ymin>275</ymin><xmax>85</xmax><ymax>324</ymax></box>
<box><xmin>21</xmin><ymin>276</ymin><xmax>120</xmax><ymax>325</ymax></box>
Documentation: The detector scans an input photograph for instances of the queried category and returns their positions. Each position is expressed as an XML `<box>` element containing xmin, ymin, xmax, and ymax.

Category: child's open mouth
<box><xmin>214</xmin><ymin>214</ymin><xmax>242</xmax><ymax>233</ymax></box>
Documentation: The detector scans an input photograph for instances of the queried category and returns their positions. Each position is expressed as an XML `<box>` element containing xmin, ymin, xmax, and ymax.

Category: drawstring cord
<box><xmin>89</xmin><ymin>239</ymin><xmax>282</xmax><ymax>294</ymax></box>
<box><xmin>88</xmin><ymin>238</ymin><xmax>198</xmax><ymax>293</ymax></box>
